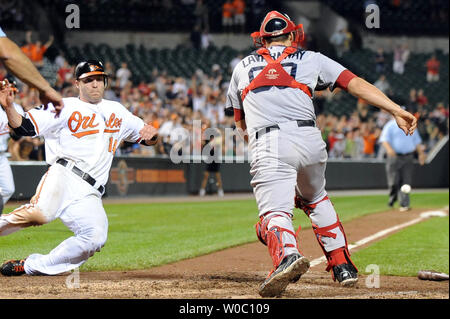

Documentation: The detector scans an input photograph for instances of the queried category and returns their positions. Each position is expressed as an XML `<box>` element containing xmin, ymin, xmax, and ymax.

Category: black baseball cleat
<box><xmin>259</xmin><ymin>254</ymin><xmax>310</xmax><ymax>297</ymax></box>
<box><xmin>333</xmin><ymin>263</ymin><xmax>358</xmax><ymax>287</ymax></box>
<box><xmin>1</xmin><ymin>259</ymin><xmax>26</xmax><ymax>276</ymax></box>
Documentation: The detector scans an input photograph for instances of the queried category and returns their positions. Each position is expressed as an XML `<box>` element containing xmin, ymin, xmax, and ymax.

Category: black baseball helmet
<box><xmin>74</xmin><ymin>60</ymin><xmax>108</xmax><ymax>84</ymax></box>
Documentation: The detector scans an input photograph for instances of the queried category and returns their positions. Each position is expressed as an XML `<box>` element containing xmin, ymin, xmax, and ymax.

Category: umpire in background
<box><xmin>379</xmin><ymin>108</ymin><xmax>426</xmax><ymax>211</ymax></box>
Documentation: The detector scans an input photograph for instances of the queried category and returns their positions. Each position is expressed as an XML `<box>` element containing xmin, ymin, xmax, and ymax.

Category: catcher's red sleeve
<box><xmin>234</xmin><ymin>108</ymin><xmax>245</xmax><ymax>122</ymax></box>
<box><xmin>335</xmin><ymin>70</ymin><xmax>357</xmax><ymax>91</ymax></box>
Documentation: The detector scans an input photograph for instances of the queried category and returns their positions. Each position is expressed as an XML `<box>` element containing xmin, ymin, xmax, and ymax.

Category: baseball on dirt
<box><xmin>400</xmin><ymin>184</ymin><xmax>411</xmax><ymax>194</ymax></box>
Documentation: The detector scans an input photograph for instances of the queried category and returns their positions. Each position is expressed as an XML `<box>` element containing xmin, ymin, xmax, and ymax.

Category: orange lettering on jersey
<box><xmin>104</xmin><ymin>113</ymin><xmax>122</xmax><ymax>133</ymax></box>
<box><xmin>68</xmin><ymin>111</ymin><xmax>100</xmax><ymax>138</ymax></box>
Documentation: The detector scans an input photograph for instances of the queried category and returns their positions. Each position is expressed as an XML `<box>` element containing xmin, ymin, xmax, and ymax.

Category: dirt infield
<box><xmin>0</xmin><ymin>205</ymin><xmax>448</xmax><ymax>299</ymax></box>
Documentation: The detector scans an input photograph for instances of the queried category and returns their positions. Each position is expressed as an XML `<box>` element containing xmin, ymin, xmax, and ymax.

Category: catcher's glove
<box><xmin>417</xmin><ymin>270</ymin><xmax>449</xmax><ymax>281</ymax></box>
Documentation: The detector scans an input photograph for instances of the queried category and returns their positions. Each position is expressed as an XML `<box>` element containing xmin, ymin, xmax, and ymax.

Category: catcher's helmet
<box><xmin>74</xmin><ymin>60</ymin><xmax>108</xmax><ymax>85</ymax></box>
<box><xmin>251</xmin><ymin>11</ymin><xmax>304</xmax><ymax>48</ymax></box>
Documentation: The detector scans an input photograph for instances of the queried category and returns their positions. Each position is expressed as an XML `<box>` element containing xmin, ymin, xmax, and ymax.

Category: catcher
<box><xmin>226</xmin><ymin>11</ymin><xmax>418</xmax><ymax>297</ymax></box>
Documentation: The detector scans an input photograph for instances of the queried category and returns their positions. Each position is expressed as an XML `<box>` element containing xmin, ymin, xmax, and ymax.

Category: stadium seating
<box><xmin>59</xmin><ymin>42</ymin><xmax>448</xmax><ymax>117</ymax></box>
<box><xmin>322</xmin><ymin>0</ymin><xmax>448</xmax><ymax>36</ymax></box>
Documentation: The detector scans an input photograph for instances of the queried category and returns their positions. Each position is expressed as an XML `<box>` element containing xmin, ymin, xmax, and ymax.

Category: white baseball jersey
<box><xmin>1</xmin><ymin>103</ymin><xmax>24</xmax><ymax>152</ymax></box>
<box><xmin>25</xmin><ymin>97</ymin><xmax>145</xmax><ymax>186</ymax></box>
<box><xmin>1</xmin><ymin>103</ymin><xmax>24</xmax><ymax>206</ymax></box>
<box><xmin>226</xmin><ymin>45</ymin><xmax>346</xmax><ymax>133</ymax></box>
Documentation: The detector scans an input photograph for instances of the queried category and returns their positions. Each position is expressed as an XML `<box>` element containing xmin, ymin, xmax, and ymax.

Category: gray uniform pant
<box><xmin>386</xmin><ymin>153</ymin><xmax>414</xmax><ymax>208</ymax></box>
<box><xmin>249</xmin><ymin>121</ymin><xmax>346</xmax><ymax>253</ymax></box>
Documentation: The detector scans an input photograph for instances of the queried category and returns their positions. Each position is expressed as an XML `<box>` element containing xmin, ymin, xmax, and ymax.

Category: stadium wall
<box><xmin>10</xmin><ymin>140</ymin><xmax>448</xmax><ymax>200</ymax></box>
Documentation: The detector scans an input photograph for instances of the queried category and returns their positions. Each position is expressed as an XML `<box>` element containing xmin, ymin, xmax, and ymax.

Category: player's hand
<box><xmin>139</xmin><ymin>124</ymin><xmax>158</xmax><ymax>145</ymax></box>
<box><xmin>393</xmin><ymin>108</ymin><xmax>417</xmax><ymax>136</ymax></box>
<box><xmin>0</xmin><ymin>80</ymin><xmax>15</xmax><ymax>110</ymax></box>
<box><xmin>39</xmin><ymin>86</ymin><xmax>64</xmax><ymax>116</ymax></box>
<box><xmin>418</xmin><ymin>152</ymin><xmax>426</xmax><ymax>165</ymax></box>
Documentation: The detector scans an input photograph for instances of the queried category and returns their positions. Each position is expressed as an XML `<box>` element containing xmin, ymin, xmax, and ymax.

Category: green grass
<box><xmin>352</xmin><ymin>216</ymin><xmax>449</xmax><ymax>276</ymax></box>
<box><xmin>0</xmin><ymin>191</ymin><xmax>448</xmax><ymax>272</ymax></box>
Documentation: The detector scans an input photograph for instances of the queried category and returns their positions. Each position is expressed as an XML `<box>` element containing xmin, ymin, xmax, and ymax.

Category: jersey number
<box><xmin>108</xmin><ymin>137</ymin><xmax>118</xmax><ymax>154</ymax></box>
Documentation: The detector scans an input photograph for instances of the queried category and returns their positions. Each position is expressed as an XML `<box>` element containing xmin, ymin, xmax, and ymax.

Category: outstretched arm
<box><xmin>347</xmin><ymin>77</ymin><xmax>417</xmax><ymax>135</ymax></box>
<box><xmin>0</xmin><ymin>37</ymin><xmax>63</xmax><ymax>112</ymax></box>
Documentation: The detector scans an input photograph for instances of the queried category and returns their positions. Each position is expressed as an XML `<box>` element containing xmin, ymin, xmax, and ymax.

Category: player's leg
<box><xmin>398</xmin><ymin>154</ymin><xmax>413</xmax><ymax>210</ymax></box>
<box><xmin>386</xmin><ymin>156</ymin><xmax>399</xmax><ymax>207</ymax></box>
<box><xmin>295</xmin><ymin>159</ymin><xmax>358</xmax><ymax>287</ymax></box>
<box><xmin>251</xmin><ymin>131</ymin><xmax>310</xmax><ymax>297</ymax></box>
<box><xmin>24</xmin><ymin>194</ymin><xmax>108</xmax><ymax>275</ymax></box>
<box><xmin>0</xmin><ymin>156</ymin><xmax>15</xmax><ymax>209</ymax></box>
<box><xmin>0</xmin><ymin>167</ymin><xmax>59</xmax><ymax>236</ymax></box>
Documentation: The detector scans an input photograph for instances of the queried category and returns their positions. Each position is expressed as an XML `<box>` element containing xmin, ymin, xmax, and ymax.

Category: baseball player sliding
<box><xmin>0</xmin><ymin>60</ymin><xmax>158</xmax><ymax>276</ymax></box>
<box><xmin>227</xmin><ymin>11</ymin><xmax>417</xmax><ymax>297</ymax></box>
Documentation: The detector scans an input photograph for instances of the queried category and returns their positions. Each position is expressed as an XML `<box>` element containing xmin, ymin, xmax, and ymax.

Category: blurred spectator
<box><xmin>190</xmin><ymin>24</ymin><xmax>202</xmax><ymax>50</ymax></box>
<box><xmin>374</xmin><ymin>47</ymin><xmax>386</xmax><ymax>73</ymax></box>
<box><xmin>373</xmin><ymin>75</ymin><xmax>392</xmax><ymax>96</ymax></box>
<box><xmin>233</xmin><ymin>0</ymin><xmax>246</xmax><ymax>33</ymax></box>
<box><xmin>229</xmin><ymin>53</ymin><xmax>243</xmax><ymax>72</ymax></box>
<box><xmin>201</xmin><ymin>28</ymin><xmax>212</xmax><ymax>49</ymax></box>
<box><xmin>392</xmin><ymin>43</ymin><xmax>410</xmax><ymax>75</ymax></box>
<box><xmin>54</xmin><ymin>50</ymin><xmax>66</xmax><ymax>69</ymax></box>
<box><xmin>116</xmin><ymin>62</ymin><xmax>132</xmax><ymax>89</ymax></box>
<box><xmin>194</xmin><ymin>0</ymin><xmax>209</xmax><ymax>31</ymax></box>
<box><xmin>361</xmin><ymin>123</ymin><xmax>380</xmax><ymax>158</ymax></box>
<box><xmin>416</xmin><ymin>89</ymin><xmax>428</xmax><ymax>107</ymax></box>
<box><xmin>21</xmin><ymin>31</ymin><xmax>54</xmax><ymax>69</ymax></box>
<box><xmin>425</xmin><ymin>54</ymin><xmax>440</xmax><ymax>82</ymax></box>
<box><xmin>328</xmin><ymin>131</ymin><xmax>345</xmax><ymax>158</ymax></box>
<box><xmin>343</xmin><ymin>28</ymin><xmax>353</xmax><ymax>53</ymax></box>
<box><xmin>329</xmin><ymin>29</ymin><xmax>348</xmax><ymax>58</ymax></box>
<box><xmin>222</xmin><ymin>0</ymin><xmax>235</xmax><ymax>34</ymax></box>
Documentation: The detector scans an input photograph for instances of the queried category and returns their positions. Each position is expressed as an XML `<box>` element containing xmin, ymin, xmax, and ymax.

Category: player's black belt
<box><xmin>396</xmin><ymin>152</ymin><xmax>415</xmax><ymax>157</ymax></box>
<box><xmin>255</xmin><ymin>120</ymin><xmax>315</xmax><ymax>140</ymax></box>
<box><xmin>56</xmin><ymin>158</ymin><xmax>105</xmax><ymax>194</ymax></box>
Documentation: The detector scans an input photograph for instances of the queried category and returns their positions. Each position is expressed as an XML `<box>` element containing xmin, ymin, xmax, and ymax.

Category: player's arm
<box><xmin>120</xmin><ymin>105</ymin><xmax>158</xmax><ymax>146</ymax></box>
<box><xmin>0</xmin><ymin>85</ymin><xmax>35</xmax><ymax>135</ymax></box>
<box><xmin>0</xmin><ymin>37</ymin><xmax>63</xmax><ymax>112</ymax></box>
<box><xmin>138</xmin><ymin>124</ymin><xmax>159</xmax><ymax>146</ymax></box>
<box><xmin>381</xmin><ymin>141</ymin><xmax>396</xmax><ymax>157</ymax></box>
<box><xmin>234</xmin><ymin>109</ymin><xmax>248</xmax><ymax>143</ymax></box>
<box><xmin>346</xmin><ymin>77</ymin><xmax>416</xmax><ymax>136</ymax></box>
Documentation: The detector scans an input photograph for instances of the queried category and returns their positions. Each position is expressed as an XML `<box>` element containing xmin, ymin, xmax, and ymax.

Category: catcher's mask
<box><xmin>251</xmin><ymin>11</ymin><xmax>304</xmax><ymax>48</ymax></box>
<box><xmin>74</xmin><ymin>60</ymin><xmax>109</xmax><ymax>87</ymax></box>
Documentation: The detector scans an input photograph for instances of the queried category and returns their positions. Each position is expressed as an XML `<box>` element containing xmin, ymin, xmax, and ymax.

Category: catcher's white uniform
<box><xmin>0</xmin><ymin>97</ymin><xmax>145</xmax><ymax>275</ymax></box>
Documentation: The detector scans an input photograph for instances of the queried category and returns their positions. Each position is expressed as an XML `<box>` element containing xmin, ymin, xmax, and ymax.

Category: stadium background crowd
<box><xmin>1</xmin><ymin>0</ymin><xmax>448</xmax><ymax>162</ymax></box>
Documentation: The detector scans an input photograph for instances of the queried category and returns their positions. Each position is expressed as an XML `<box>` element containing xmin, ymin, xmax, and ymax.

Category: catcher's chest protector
<box><xmin>241</xmin><ymin>47</ymin><xmax>312</xmax><ymax>101</ymax></box>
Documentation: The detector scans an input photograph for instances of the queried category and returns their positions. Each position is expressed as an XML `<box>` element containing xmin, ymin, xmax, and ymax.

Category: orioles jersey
<box><xmin>226</xmin><ymin>45</ymin><xmax>350</xmax><ymax>133</ymax></box>
<box><xmin>25</xmin><ymin>97</ymin><xmax>145</xmax><ymax>186</ymax></box>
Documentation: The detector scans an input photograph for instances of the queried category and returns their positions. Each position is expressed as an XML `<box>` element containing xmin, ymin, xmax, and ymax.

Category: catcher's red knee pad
<box><xmin>255</xmin><ymin>213</ymin><xmax>299</xmax><ymax>269</ymax></box>
<box><xmin>294</xmin><ymin>194</ymin><xmax>329</xmax><ymax>216</ymax></box>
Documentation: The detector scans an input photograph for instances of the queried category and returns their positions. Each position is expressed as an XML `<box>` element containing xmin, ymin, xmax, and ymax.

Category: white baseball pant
<box><xmin>0</xmin><ymin>162</ymin><xmax>108</xmax><ymax>275</ymax></box>
<box><xmin>249</xmin><ymin>120</ymin><xmax>346</xmax><ymax>253</ymax></box>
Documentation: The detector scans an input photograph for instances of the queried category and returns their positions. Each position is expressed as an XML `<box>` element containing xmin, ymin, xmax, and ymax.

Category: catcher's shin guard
<box><xmin>295</xmin><ymin>194</ymin><xmax>358</xmax><ymax>282</ymax></box>
<box><xmin>255</xmin><ymin>212</ymin><xmax>301</xmax><ymax>270</ymax></box>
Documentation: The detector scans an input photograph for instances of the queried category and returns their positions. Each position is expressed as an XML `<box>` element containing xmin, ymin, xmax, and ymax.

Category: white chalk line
<box><xmin>309</xmin><ymin>209</ymin><xmax>448</xmax><ymax>268</ymax></box>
